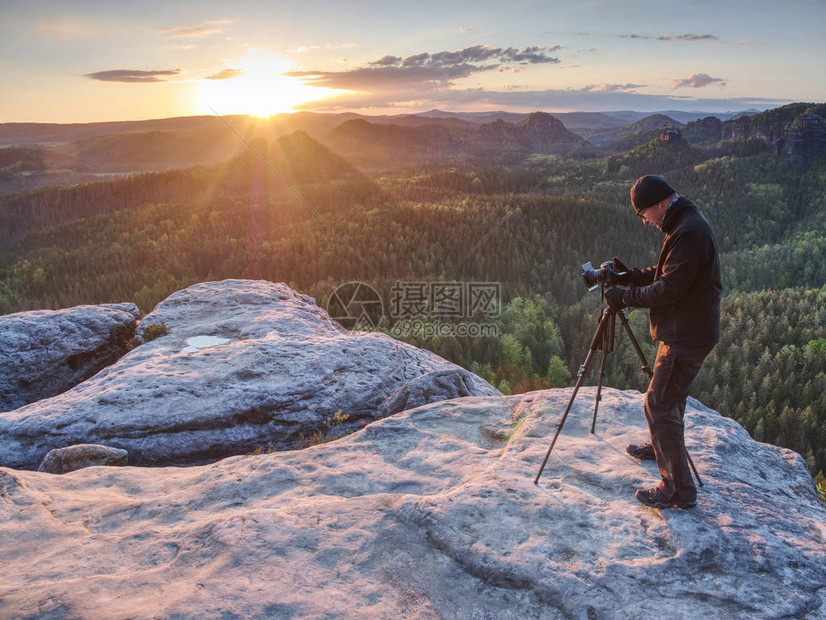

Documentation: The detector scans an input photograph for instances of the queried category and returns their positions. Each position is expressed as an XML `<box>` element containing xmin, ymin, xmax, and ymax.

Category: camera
<box><xmin>581</xmin><ymin>260</ymin><xmax>626</xmax><ymax>289</ymax></box>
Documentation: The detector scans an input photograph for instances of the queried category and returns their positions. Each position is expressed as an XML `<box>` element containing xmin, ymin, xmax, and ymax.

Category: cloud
<box><xmin>203</xmin><ymin>68</ymin><xmax>244</xmax><ymax>80</ymax></box>
<box><xmin>673</xmin><ymin>73</ymin><xmax>726</xmax><ymax>88</ymax></box>
<box><xmin>286</xmin><ymin>63</ymin><xmax>488</xmax><ymax>92</ymax></box>
<box><xmin>158</xmin><ymin>20</ymin><xmax>234</xmax><ymax>38</ymax></box>
<box><xmin>402</xmin><ymin>53</ymin><xmax>430</xmax><ymax>67</ymax></box>
<box><xmin>289</xmin><ymin>44</ymin><xmax>560</xmax><ymax>92</ymax></box>
<box><xmin>501</xmin><ymin>46</ymin><xmax>560</xmax><ymax>63</ymax></box>
<box><xmin>621</xmin><ymin>33</ymin><xmax>719</xmax><ymax>42</ymax></box>
<box><xmin>677</xmin><ymin>34</ymin><xmax>719</xmax><ymax>41</ymax></box>
<box><xmin>581</xmin><ymin>83</ymin><xmax>646</xmax><ymax>92</ymax></box>
<box><xmin>370</xmin><ymin>55</ymin><xmax>402</xmax><ymax>67</ymax></box>
<box><xmin>432</xmin><ymin>44</ymin><xmax>507</xmax><ymax>64</ymax></box>
<box><xmin>85</xmin><ymin>69</ymin><xmax>181</xmax><ymax>83</ymax></box>
<box><xmin>296</xmin><ymin>86</ymin><xmax>789</xmax><ymax>115</ymax></box>
<box><xmin>366</xmin><ymin>45</ymin><xmax>559</xmax><ymax>68</ymax></box>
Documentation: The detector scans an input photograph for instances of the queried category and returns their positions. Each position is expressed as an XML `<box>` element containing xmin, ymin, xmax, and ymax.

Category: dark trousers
<box><xmin>644</xmin><ymin>341</ymin><xmax>713</xmax><ymax>500</ymax></box>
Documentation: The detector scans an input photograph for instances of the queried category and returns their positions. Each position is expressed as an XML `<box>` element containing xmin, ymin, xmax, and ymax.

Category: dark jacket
<box><xmin>624</xmin><ymin>197</ymin><xmax>722</xmax><ymax>346</ymax></box>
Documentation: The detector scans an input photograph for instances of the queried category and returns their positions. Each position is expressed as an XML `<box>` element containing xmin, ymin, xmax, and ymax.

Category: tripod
<box><xmin>533</xmin><ymin>287</ymin><xmax>703</xmax><ymax>487</ymax></box>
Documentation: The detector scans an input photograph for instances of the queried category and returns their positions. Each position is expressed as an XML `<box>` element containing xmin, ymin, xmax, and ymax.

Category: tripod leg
<box><xmin>533</xmin><ymin>349</ymin><xmax>597</xmax><ymax>485</ymax></box>
<box><xmin>534</xmin><ymin>310</ymin><xmax>610</xmax><ymax>485</ymax></box>
<box><xmin>590</xmin><ymin>346</ymin><xmax>609</xmax><ymax>434</ymax></box>
<box><xmin>616</xmin><ymin>310</ymin><xmax>652</xmax><ymax>378</ymax></box>
<box><xmin>686</xmin><ymin>449</ymin><xmax>704</xmax><ymax>487</ymax></box>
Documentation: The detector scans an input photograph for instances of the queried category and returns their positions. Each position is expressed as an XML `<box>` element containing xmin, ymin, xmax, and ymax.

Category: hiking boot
<box><xmin>626</xmin><ymin>442</ymin><xmax>655</xmax><ymax>461</ymax></box>
<box><xmin>635</xmin><ymin>486</ymin><xmax>697</xmax><ymax>509</ymax></box>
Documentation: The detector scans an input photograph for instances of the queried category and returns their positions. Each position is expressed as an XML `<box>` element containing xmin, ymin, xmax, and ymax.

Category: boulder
<box><xmin>0</xmin><ymin>280</ymin><xmax>499</xmax><ymax>469</ymax></box>
<box><xmin>0</xmin><ymin>303</ymin><xmax>139</xmax><ymax>412</ymax></box>
<box><xmin>378</xmin><ymin>368</ymin><xmax>483</xmax><ymax>416</ymax></box>
<box><xmin>37</xmin><ymin>444</ymin><xmax>128</xmax><ymax>474</ymax></box>
<box><xmin>0</xmin><ymin>387</ymin><xmax>823</xmax><ymax>618</ymax></box>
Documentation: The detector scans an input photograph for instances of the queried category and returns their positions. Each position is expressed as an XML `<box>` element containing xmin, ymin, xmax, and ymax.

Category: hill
<box><xmin>0</xmin><ymin>130</ymin><xmax>353</xmax><ymax>249</ymax></box>
<box><xmin>605</xmin><ymin>132</ymin><xmax>706</xmax><ymax>176</ymax></box>
<box><xmin>326</xmin><ymin>118</ymin><xmax>466</xmax><ymax>166</ymax></box>
<box><xmin>65</xmin><ymin>128</ymin><xmax>246</xmax><ymax>171</ymax></box>
<box><xmin>477</xmin><ymin>111</ymin><xmax>587</xmax><ymax>153</ymax></box>
<box><xmin>0</xmin><ymin>115</ymin><xmax>355</xmax><ymax>195</ymax></box>
<box><xmin>327</xmin><ymin>112</ymin><xmax>591</xmax><ymax>166</ymax></box>
<box><xmin>580</xmin><ymin>113</ymin><xmax>683</xmax><ymax>150</ymax></box>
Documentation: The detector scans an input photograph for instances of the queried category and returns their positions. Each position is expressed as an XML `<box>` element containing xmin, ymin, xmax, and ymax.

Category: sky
<box><xmin>1</xmin><ymin>0</ymin><xmax>824</xmax><ymax>123</ymax></box>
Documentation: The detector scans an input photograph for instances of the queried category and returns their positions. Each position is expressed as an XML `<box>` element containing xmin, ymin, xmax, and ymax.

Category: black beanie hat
<box><xmin>630</xmin><ymin>175</ymin><xmax>675</xmax><ymax>212</ymax></box>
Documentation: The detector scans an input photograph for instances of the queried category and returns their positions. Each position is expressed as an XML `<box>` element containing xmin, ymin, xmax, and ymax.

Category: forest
<box><xmin>1</xmin><ymin>103</ymin><xmax>824</xmax><ymax>497</ymax></box>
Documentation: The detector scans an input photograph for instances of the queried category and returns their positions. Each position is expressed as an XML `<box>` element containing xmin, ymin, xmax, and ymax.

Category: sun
<box><xmin>197</xmin><ymin>56</ymin><xmax>335</xmax><ymax>117</ymax></box>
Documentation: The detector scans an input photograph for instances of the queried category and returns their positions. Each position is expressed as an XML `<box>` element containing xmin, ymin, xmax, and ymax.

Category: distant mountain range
<box><xmin>1</xmin><ymin>104</ymin><xmax>820</xmax><ymax>196</ymax></box>
<box><xmin>0</xmin><ymin>109</ymin><xmax>760</xmax><ymax>148</ymax></box>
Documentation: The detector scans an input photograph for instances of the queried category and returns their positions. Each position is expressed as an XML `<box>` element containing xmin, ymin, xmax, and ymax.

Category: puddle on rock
<box><xmin>181</xmin><ymin>335</ymin><xmax>231</xmax><ymax>354</ymax></box>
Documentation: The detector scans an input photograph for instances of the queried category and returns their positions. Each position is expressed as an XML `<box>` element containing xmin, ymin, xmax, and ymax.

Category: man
<box><xmin>604</xmin><ymin>175</ymin><xmax>722</xmax><ymax>509</ymax></box>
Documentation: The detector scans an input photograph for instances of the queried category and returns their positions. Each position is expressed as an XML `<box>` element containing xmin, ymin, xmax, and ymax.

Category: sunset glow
<box><xmin>0</xmin><ymin>1</ymin><xmax>823</xmax><ymax>123</ymax></box>
<box><xmin>197</xmin><ymin>56</ymin><xmax>339</xmax><ymax>117</ymax></box>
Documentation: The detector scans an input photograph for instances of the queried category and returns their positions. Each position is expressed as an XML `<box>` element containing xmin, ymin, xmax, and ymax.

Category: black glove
<box><xmin>611</xmin><ymin>256</ymin><xmax>634</xmax><ymax>285</ymax></box>
<box><xmin>604</xmin><ymin>287</ymin><xmax>627</xmax><ymax>311</ymax></box>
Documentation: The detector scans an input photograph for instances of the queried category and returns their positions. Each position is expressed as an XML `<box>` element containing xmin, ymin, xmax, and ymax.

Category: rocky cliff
<box><xmin>0</xmin><ymin>281</ymin><xmax>823</xmax><ymax>618</ymax></box>
<box><xmin>0</xmin><ymin>303</ymin><xmax>139</xmax><ymax>411</ymax></box>
<box><xmin>0</xmin><ymin>280</ymin><xmax>499</xmax><ymax>469</ymax></box>
<box><xmin>0</xmin><ymin>387</ymin><xmax>823</xmax><ymax>618</ymax></box>
<box><xmin>683</xmin><ymin>104</ymin><xmax>826</xmax><ymax>167</ymax></box>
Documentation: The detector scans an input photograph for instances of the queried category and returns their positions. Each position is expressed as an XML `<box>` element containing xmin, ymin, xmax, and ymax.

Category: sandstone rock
<box><xmin>778</xmin><ymin>112</ymin><xmax>826</xmax><ymax>168</ymax></box>
<box><xmin>0</xmin><ymin>280</ymin><xmax>499</xmax><ymax>469</ymax></box>
<box><xmin>479</xmin><ymin>112</ymin><xmax>585</xmax><ymax>153</ymax></box>
<box><xmin>0</xmin><ymin>303</ymin><xmax>139</xmax><ymax>412</ymax></box>
<box><xmin>0</xmin><ymin>387</ymin><xmax>822</xmax><ymax>618</ymax></box>
<box><xmin>378</xmin><ymin>368</ymin><xmax>482</xmax><ymax>416</ymax></box>
<box><xmin>660</xmin><ymin>124</ymin><xmax>681</xmax><ymax>143</ymax></box>
<box><xmin>37</xmin><ymin>444</ymin><xmax>128</xmax><ymax>474</ymax></box>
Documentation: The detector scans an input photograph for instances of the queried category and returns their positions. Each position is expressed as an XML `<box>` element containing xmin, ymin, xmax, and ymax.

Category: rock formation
<box><xmin>478</xmin><ymin>112</ymin><xmax>586</xmax><ymax>153</ymax></box>
<box><xmin>683</xmin><ymin>116</ymin><xmax>723</xmax><ymax>145</ymax></box>
<box><xmin>0</xmin><ymin>280</ymin><xmax>500</xmax><ymax>469</ymax></box>
<box><xmin>659</xmin><ymin>124</ymin><xmax>681</xmax><ymax>143</ymax></box>
<box><xmin>0</xmin><ymin>303</ymin><xmax>139</xmax><ymax>412</ymax></box>
<box><xmin>777</xmin><ymin>112</ymin><xmax>826</xmax><ymax>169</ymax></box>
<box><xmin>0</xmin><ymin>387</ymin><xmax>823</xmax><ymax>618</ymax></box>
<box><xmin>37</xmin><ymin>443</ymin><xmax>128</xmax><ymax>474</ymax></box>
